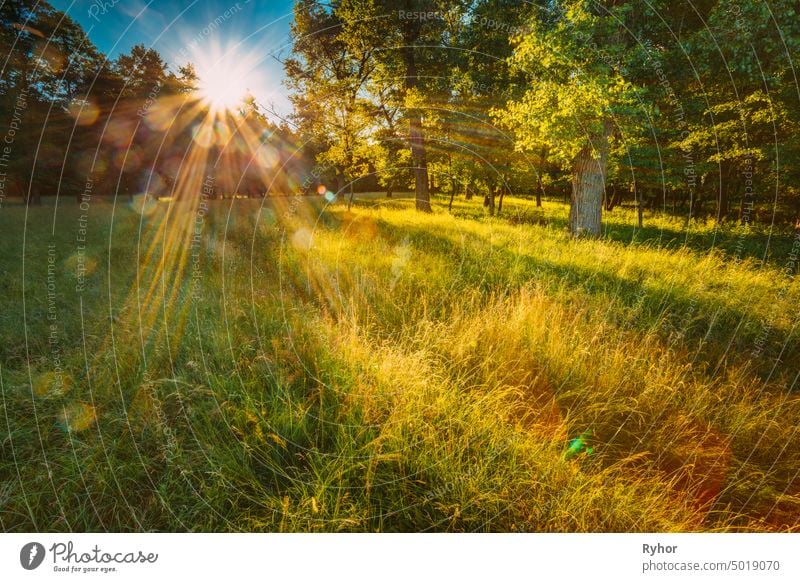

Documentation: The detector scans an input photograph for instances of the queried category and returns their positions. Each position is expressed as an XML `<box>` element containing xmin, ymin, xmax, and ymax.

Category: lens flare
<box><xmin>189</xmin><ymin>41</ymin><xmax>268</xmax><ymax>114</ymax></box>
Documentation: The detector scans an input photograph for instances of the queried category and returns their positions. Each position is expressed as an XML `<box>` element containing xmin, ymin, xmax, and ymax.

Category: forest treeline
<box><xmin>287</xmin><ymin>0</ymin><xmax>800</xmax><ymax>234</ymax></box>
<box><xmin>0</xmin><ymin>0</ymin><xmax>299</xmax><ymax>207</ymax></box>
<box><xmin>1</xmin><ymin>0</ymin><xmax>799</xmax><ymax>235</ymax></box>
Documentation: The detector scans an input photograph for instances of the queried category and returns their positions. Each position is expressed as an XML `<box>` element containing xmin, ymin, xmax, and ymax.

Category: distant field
<box><xmin>1</xmin><ymin>194</ymin><xmax>798</xmax><ymax>531</ymax></box>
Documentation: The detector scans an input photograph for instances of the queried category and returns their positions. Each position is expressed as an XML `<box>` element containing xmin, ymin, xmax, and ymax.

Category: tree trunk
<box><xmin>717</xmin><ymin>162</ymin><xmax>733</xmax><ymax>222</ymax></box>
<box><xmin>678</xmin><ymin>189</ymin><xmax>689</xmax><ymax>209</ymax></box>
<box><xmin>692</xmin><ymin>182</ymin><xmax>702</xmax><ymax>217</ymax></box>
<box><xmin>347</xmin><ymin>179</ymin><xmax>355</xmax><ymax>210</ymax></box>
<box><xmin>536</xmin><ymin>145</ymin><xmax>546</xmax><ymax>207</ymax></box>
<box><xmin>569</xmin><ymin>125</ymin><xmax>611</xmax><ymax>238</ymax></box>
<box><xmin>605</xmin><ymin>184</ymin><xmax>623</xmax><ymax>211</ymax></box>
<box><xmin>717</xmin><ymin>187</ymin><xmax>729</xmax><ymax>222</ymax></box>
<box><xmin>28</xmin><ymin>186</ymin><xmax>41</xmax><ymax>206</ymax></box>
<box><xmin>484</xmin><ymin>187</ymin><xmax>496</xmax><ymax>216</ymax></box>
<box><xmin>402</xmin><ymin>45</ymin><xmax>431</xmax><ymax>213</ymax></box>
<box><xmin>637</xmin><ymin>194</ymin><xmax>644</xmax><ymax>229</ymax></box>
<box><xmin>497</xmin><ymin>186</ymin><xmax>506</xmax><ymax>216</ymax></box>
<box><xmin>336</xmin><ymin>173</ymin><xmax>345</xmax><ymax>198</ymax></box>
<box><xmin>447</xmin><ymin>152</ymin><xmax>455</xmax><ymax>200</ymax></box>
<box><xmin>409</xmin><ymin>113</ymin><xmax>430</xmax><ymax>211</ymax></box>
<box><xmin>633</xmin><ymin>184</ymin><xmax>643</xmax><ymax>228</ymax></box>
<box><xmin>535</xmin><ymin>172</ymin><xmax>543</xmax><ymax>207</ymax></box>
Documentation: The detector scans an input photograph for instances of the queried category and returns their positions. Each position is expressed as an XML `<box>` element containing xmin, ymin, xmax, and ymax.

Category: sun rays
<box><xmin>189</xmin><ymin>41</ymin><xmax>270</xmax><ymax>115</ymax></box>
<box><xmin>81</xmin><ymin>39</ymin><xmax>299</xmax><ymax>379</ymax></box>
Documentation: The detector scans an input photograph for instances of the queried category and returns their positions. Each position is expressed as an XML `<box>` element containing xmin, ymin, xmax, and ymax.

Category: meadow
<box><xmin>1</xmin><ymin>193</ymin><xmax>798</xmax><ymax>532</ymax></box>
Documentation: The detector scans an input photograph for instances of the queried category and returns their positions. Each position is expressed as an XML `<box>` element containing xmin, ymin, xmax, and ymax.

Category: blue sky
<box><xmin>51</xmin><ymin>0</ymin><xmax>295</xmax><ymax>111</ymax></box>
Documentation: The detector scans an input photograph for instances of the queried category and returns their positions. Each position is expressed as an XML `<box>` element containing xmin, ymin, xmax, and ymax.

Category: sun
<box><xmin>197</xmin><ymin>63</ymin><xmax>251</xmax><ymax>111</ymax></box>
<box><xmin>188</xmin><ymin>42</ymin><xmax>266</xmax><ymax>113</ymax></box>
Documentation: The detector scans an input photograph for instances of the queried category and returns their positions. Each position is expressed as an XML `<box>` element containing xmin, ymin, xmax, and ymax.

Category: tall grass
<box><xmin>0</xmin><ymin>194</ymin><xmax>797</xmax><ymax>531</ymax></box>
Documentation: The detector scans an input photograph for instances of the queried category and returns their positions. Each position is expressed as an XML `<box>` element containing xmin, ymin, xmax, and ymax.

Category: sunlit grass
<box><xmin>0</xmin><ymin>195</ymin><xmax>797</xmax><ymax>531</ymax></box>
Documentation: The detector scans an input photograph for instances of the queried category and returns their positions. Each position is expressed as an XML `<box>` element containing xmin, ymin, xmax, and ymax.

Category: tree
<box><xmin>448</xmin><ymin>0</ymin><xmax>537</xmax><ymax>215</ymax></box>
<box><xmin>285</xmin><ymin>1</ymin><xmax>377</xmax><ymax>205</ymax></box>
<box><xmin>337</xmin><ymin>0</ymin><xmax>461</xmax><ymax>212</ymax></box>
<box><xmin>496</xmin><ymin>1</ymin><xmax>649</xmax><ymax>237</ymax></box>
<box><xmin>1</xmin><ymin>0</ymin><xmax>108</xmax><ymax>205</ymax></box>
<box><xmin>114</xmin><ymin>44</ymin><xmax>169</xmax><ymax>100</ymax></box>
<box><xmin>671</xmin><ymin>0</ymin><xmax>800</xmax><ymax>224</ymax></box>
<box><xmin>365</xmin><ymin>65</ymin><xmax>409</xmax><ymax>198</ymax></box>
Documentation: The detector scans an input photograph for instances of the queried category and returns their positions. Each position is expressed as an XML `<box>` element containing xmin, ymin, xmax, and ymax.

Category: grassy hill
<box><xmin>1</xmin><ymin>194</ymin><xmax>798</xmax><ymax>531</ymax></box>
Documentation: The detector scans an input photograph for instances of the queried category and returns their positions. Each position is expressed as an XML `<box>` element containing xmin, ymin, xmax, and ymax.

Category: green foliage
<box><xmin>489</xmin><ymin>0</ymin><xmax>800</xmax><ymax>224</ymax></box>
<box><xmin>285</xmin><ymin>1</ymin><xmax>379</xmax><ymax>192</ymax></box>
<box><xmin>496</xmin><ymin>2</ymin><xmax>649</xmax><ymax>167</ymax></box>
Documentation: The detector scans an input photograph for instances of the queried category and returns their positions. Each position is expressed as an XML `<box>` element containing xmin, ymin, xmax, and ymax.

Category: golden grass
<box><xmin>0</xmin><ymin>195</ymin><xmax>797</xmax><ymax>531</ymax></box>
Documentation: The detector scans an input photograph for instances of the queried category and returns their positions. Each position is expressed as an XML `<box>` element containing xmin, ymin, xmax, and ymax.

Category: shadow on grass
<box><xmin>352</xmin><ymin>214</ymin><xmax>798</xmax><ymax>388</ymax></box>
<box><xmin>440</xmin><ymin>196</ymin><xmax>795</xmax><ymax>268</ymax></box>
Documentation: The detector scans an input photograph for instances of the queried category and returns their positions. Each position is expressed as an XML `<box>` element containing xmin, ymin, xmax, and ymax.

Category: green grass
<box><xmin>1</xmin><ymin>193</ymin><xmax>798</xmax><ymax>531</ymax></box>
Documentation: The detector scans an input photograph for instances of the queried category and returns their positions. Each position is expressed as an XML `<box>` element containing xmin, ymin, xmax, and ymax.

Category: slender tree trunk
<box><xmin>402</xmin><ymin>45</ymin><xmax>431</xmax><ymax>213</ymax></box>
<box><xmin>447</xmin><ymin>152</ymin><xmax>455</xmax><ymax>200</ymax></box>
<box><xmin>637</xmin><ymin>189</ymin><xmax>644</xmax><ymax>229</ymax></box>
<box><xmin>536</xmin><ymin>146</ymin><xmax>546</xmax><ymax>207</ymax></box>
<box><xmin>718</xmin><ymin>187</ymin><xmax>729</xmax><ymax>222</ymax></box>
<box><xmin>448</xmin><ymin>187</ymin><xmax>456</xmax><ymax>211</ymax></box>
<box><xmin>693</xmin><ymin>182</ymin><xmax>702</xmax><ymax>217</ymax></box>
<box><xmin>606</xmin><ymin>184</ymin><xmax>623</xmax><ymax>211</ymax></box>
<box><xmin>497</xmin><ymin>186</ymin><xmax>506</xmax><ymax>216</ymax></box>
<box><xmin>535</xmin><ymin>172</ymin><xmax>543</xmax><ymax>207</ymax></box>
<box><xmin>717</xmin><ymin>162</ymin><xmax>732</xmax><ymax>222</ymax></box>
<box><xmin>386</xmin><ymin>184</ymin><xmax>393</xmax><ymax>198</ymax></box>
<box><xmin>347</xmin><ymin>179</ymin><xmax>355</xmax><ymax>210</ymax></box>
<box><xmin>485</xmin><ymin>187</ymin><xmax>496</xmax><ymax>216</ymax></box>
<box><xmin>569</xmin><ymin>123</ymin><xmax>611</xmax><ymax>238</ymax></box>
<box><xmin>28</xmin><ymin>186</ymin><xmax>41</xmax><ymax>206</ymax></box>
<box><xmin>633</xmin><ymin>183</ymin><xmax>643</xmax><ymax>228</ymax></box>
